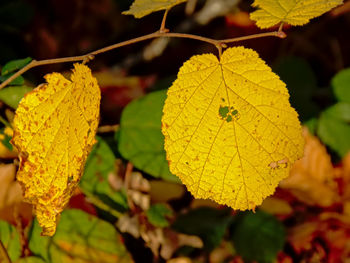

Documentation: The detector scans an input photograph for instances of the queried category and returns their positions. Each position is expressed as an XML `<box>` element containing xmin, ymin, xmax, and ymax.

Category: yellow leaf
<box><xmin>11</xmin><ymin>64</ymin><xmax>101</xmax><ymax>236</ymax></box>
<box><xmin>250</xmin><ymin>0</ymin><xmax>343</xmax><ymax>29</ymax></box>
<box><xmin>162</xmin><ymin>47</ymin><xmax>304</xmax><ymax>210</ymax></box>
<box><xmin>123</xmin><ymin>0</ymin><xmax>187</xmax><ymax>18</ymax></box>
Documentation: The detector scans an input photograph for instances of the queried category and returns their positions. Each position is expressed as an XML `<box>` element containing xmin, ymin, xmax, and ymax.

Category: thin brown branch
<box><xmin>161</xmin><ymin>32</ymin><xmax>219</xmax><ymax>45</ymax></box>
<box><xmin>220</xmin><ymin>31</ymin><xmax>285</xmax><ymax>44</ymax></box>
<box><xmin>160</xmin><ymin>9</ymin><xmax>170</xmax><ymax>33</ymax></box>
<box><xmin>90</xmin><ymin>32</ymin><xmax>160</xmax><ymax>56</ymax></box>
<box><xmin>0</xmin><ymin>55</ymin><xmax>89</xmax><ymax>90</ymax></box>
<box><xmin>0</xmin><ymin>29</ymin><xmax>285</xmax><ymax>90</ymax></box>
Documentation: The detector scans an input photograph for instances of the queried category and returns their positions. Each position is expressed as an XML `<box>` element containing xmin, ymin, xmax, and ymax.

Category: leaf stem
<box><xmin>160</xmin><ymin>9</ymin><xmax>170</xmax><ymax>33</ymax></box>
<box><xmin>219</xmin><ymin>31</ymin><xmax>285</xmax><ymax>44</ymax></box>
<box><xmin>278</xmin><ymin>22</ymin><xmax>284</xmax><ymax>33</ymax></box>
<box><xmin>0</xmin><ymin>28</ymin><xmax>286</xmax><ymax>90</ymax></box>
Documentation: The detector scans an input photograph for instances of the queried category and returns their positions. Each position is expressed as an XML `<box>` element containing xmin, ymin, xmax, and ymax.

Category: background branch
<box><xmin>0</xmin><ymin>29</ymin><xmax>285</xmax><ymax>90</ymax></box>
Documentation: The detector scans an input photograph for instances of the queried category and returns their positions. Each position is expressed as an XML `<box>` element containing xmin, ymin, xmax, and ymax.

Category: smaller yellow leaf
<box><xmin>12</xmin><ymin>64</ymin><xmax>100</xmax><ymax>236</ymax></box>
<box><xmin>250</xmin><ymin>0</ymin><xmax>343</xmax><ymax>29</ymax></box>
<box><xmin>123</xmin><ymin>0</ymin><xmax>187</xmax><ymax>18</ymax></box>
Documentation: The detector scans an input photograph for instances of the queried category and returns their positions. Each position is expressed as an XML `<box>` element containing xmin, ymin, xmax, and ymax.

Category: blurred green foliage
<box><xmin>117</xmin><ymin>89</ymin><xmax>179</xmax><ymax>183</ymax></box>
<box><xmin>231</xmin><ymin>211</ymin><xmax>286</xmax><ymax>263</ymax></box>
<box><xmin>0</xmin><ymin>220</ymin><xmax>21</xmax><ymax>262</ymax></box>
<box><xmin>28</xmin><ymin>209</ymin><xmax>133</xmax><ymax>263</ymax></box>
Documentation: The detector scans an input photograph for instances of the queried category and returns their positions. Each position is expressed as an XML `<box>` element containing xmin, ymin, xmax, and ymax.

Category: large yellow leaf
<box><xmin>250</xmin><ymin>0</ymin><xmax>343</xmax><ymax>29</ymax></box>
<box><xmin>11</xmin><ymin>64</ymin><xmax>100</xmax><ymax>236</ymax></box>
<box><xmin>123</xmin><ymin>0</ymin><xmax>187</xmax><ymax>18</ymax></box>
<box><xmin>162</xmin><ymin>47</ymin><xmax>304</xmax><ymax>210</ymax></box>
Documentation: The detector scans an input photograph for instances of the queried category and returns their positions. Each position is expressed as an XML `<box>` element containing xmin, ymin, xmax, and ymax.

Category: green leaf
<box><xmin>323</xmin><ymin>102</ymin><xmax>350</xmax><ymax>122</ymax></box>
<box><xmin>0</xmin><ymin>74</ymin><xmax>25</xmax><ymax>86</ymax></box>
<box><xmin>0</xmin><ymin>220</ymin><xmax>21</xmax><ymax>262</ymax></box>
<box><xmin>118</xmin><ymin>90</ymin><xmax>179</xmax><ymax>183</ymax></box>
<box><xmin>172</xmin><ymin>207</ymin><xmax>232</xmax><ymax>251</ymax></box>
<box><xmin>14</xmin><ymin>257</ymin><xmax>46</xmax><ymax>263</ymax></box>
<box><xmin>0</xmin><ymin>128</ymin><xmax>13</xmax><ymax>150</ymax></box>
<box><xmin>274</xmin><ymin>57</ymin><xmax>318</xmax><ymax>120</ymax></box>
<box><xmin>332</xmin><ymin>68</ymin><xmax>350</xmax><ymax>103</ymax></box>
<box><xmin>146</xmin><ymin>204</ymin><xmax>172</xmax><ymax>228</ymax></box>
<box><xmin>81</xmin><ymin>137</ymin><xmax>128</xmax><ymax>213</ymax></box>
<box><xmin>318</xmin><ymin>108</ymin><xmax>350</xmax><ymax>157</ymax></box>
<box><xmin>1</xmin><ymin>57</ymin><xmax>31</xmax><ymax>76</ymax></box>
<box><xmin>0</xmin><ymin>85</ymin><xmax>32</xmax><ymax>109</ymax></box>
<box><xmin>28</xmin><ymin>209</ymin><xmax>133</xmax><ymax>263</ymax></box>
<box><xmin>231</xmin><ymin>211</ymin><xmax>285</xmax><ymax>263</ymax></box>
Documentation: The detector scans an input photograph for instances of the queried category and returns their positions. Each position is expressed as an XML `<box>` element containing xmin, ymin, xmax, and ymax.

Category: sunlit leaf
<box><xmin>11</xmin><ymin>64</ymin><xmax>101</xmax><ymax>236</ymax></box>
<box><xmin>123</xmin><ymin>0</ymin><xmax>187</xmax><ymax>18</ymax></box>
<box><xmin>162</xmin><ymin>47</ymin><xmax>304</xmax><ymax>210</ymax></box>
<box><xmin>250</xmin><ymin>0</ymin><xmax>343</xmax><ymax>29</ymax></box>
<box><xmin>28</xmin><ymin>209</ymin><xmax>133</xmax><ymax>263</ymax></box>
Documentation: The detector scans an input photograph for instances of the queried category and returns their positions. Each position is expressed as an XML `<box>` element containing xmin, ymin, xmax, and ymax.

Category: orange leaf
<box><xmin>280</xmin><ymin>127</ymin><xmax>339</xmax><ymax>207</ymax></box>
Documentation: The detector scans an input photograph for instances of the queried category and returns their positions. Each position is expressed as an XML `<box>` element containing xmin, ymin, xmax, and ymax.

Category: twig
<box><xmin>0</xmin><ymin>240</ymin><xmax>11</xmax><ymax>263</ymax></box>
<box><xmin>217</xmin><ymin>44</ymin><xmax>223</xmax><ymax>58</ymax></box>
<box><xmin>278</xmin><ymin>22</ymin><xmax>284</xmax><ymax>33</ymax></box>
<box><xmin>0</xmin><ymin>28</ymin><xmax>286</xmax><ymax>90</ymax></box>
<box><xmin>160</xmin><ymin>9</ymin><xmax>170</xmax><ymax>33</ymax></box>
<box><xmin>277</xmin><ymin>23</ymin><xmax>287</xmax><ymax>38</ymax></box>
<box><xmin>220</xmin><ymin>31</ymin><xmax>285</xmax><ymax>44</ymax></box>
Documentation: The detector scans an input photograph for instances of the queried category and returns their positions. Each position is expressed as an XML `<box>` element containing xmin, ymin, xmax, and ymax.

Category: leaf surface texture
<box><xmin>250</xmin><ymin>0</ymin><xmax>343</xmax><ymax>29</ymax></box>
<box><xmin>12</xmin><ymin>64</ymin><xmax>100</xmax><ymax>236</ymax></box>
<box><xmin>123</xmin><ymin>0</ymin><xmax>187</xmax><ymax>18</ymax></box>
<box><xmin>162</xmin><ymin>47</ymin><xmax>304</xmax><ymax>210</ymax></box>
